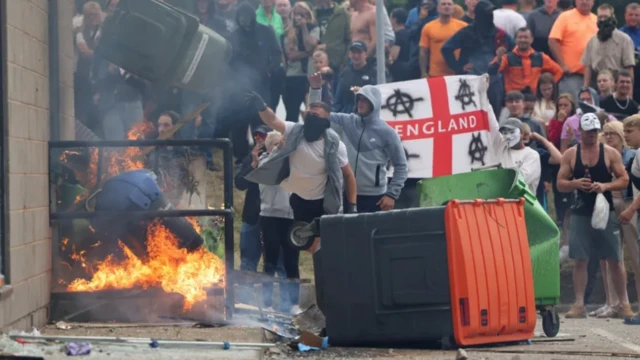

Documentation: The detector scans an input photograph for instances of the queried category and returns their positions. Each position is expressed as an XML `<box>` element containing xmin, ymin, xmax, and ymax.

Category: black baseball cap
<box><xmin>349</xmin><ymin>41</ymin><xmax>367</xmax><ymax>53</ymax></box>
<box><xmin>252</xmin><ymin>125</ymin><xmax>271</xmax><ymax>136</ymax></box>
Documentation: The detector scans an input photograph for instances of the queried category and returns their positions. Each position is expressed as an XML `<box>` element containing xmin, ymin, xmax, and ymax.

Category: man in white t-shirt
<box><xmin>490</xmin><ymin>116</ymin><xmax>542</xmax><ymax>193</ymax></box>
<box><xmin>244</xmin><ymin>92</ymin><xmax>358</xmax><ymax>226</ymax></box>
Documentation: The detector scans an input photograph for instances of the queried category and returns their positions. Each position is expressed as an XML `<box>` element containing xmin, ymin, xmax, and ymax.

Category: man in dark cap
<box><xmin>441</xmin><ymin>0</ymin><xmax>515</xmax><ymax>116</ymax></box>
<box><xmin>332</xmin><ymin>41</ymin><xmax>377</xmax><ymax>114</ymax></box>
<box><xmin>234</xmin><ymin>125</ymin><xmax>286</xmax><ymax>277</ymax></box>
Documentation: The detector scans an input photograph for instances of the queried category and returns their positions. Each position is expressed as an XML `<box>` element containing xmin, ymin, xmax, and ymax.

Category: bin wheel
<box><xmin>289</xmin><ymin>221</ymin><xmax>316</xmax><ymax>251</ymax></box>
<box><xmin>542</xmin><ymin>308</ymin><xmax>560</xmax><ymax>338</ymax></box>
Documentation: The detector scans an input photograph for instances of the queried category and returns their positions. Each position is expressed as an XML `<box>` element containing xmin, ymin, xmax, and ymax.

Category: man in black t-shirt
<box><xmin>600</xmin><ymin>70</ymin><xmax>640</xmax><ymax>120</ymax></box>
<box><xmin>388</xmin><ymin>8</ymin><xmax>418</xmax><ymax>81</ymax></box>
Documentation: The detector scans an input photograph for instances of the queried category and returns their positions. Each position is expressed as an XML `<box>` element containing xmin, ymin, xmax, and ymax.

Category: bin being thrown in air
<box><xmin>96</xmin><ymin>0</ymin><xmax>231</xmax><ymax>93</ymax></box>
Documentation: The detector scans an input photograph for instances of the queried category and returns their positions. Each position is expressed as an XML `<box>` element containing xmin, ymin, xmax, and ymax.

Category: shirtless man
<box><xmin>350</xmin><ymin>0</ymin><xmax>376</xmax><ymax>57</ymax></box>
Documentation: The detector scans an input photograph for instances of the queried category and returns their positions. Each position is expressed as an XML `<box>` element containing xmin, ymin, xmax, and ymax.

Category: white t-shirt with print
<box><xmin>280</xmin><ymin>121</ymin><xmax>349</xmax><ymax>200</ymax></box>
<box><xmin>489</xmin><ymin>119</ymin><xmax>541</xmax><ymax>193</ymax></box>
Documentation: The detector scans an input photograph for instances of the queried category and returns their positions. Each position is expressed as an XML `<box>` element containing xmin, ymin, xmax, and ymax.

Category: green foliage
<box><xmin>200</xmin><ymin>218</ymin><xmax>225</xmax><ymax>260</ymax></box>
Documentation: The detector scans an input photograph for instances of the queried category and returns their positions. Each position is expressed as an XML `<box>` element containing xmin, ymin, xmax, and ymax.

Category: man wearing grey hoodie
<box><xmin>308</xmin><ymin>73</ymin><xmax>408</xmax><ymax>212</ymax></box>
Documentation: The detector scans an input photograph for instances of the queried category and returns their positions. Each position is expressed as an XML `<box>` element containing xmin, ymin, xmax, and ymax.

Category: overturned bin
<box><xmin>96</xmin><ymin>0</ymin><xmax>231</xmax><ymax>92</ymax></box>
<box><xmin>418</xmin><ymin>168</ymin><xmax>560</xmax><ymax>337</ymax></box>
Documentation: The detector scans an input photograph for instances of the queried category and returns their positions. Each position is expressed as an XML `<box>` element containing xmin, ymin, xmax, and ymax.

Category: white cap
<box><xmin>580</xmin><ymin>113</ymin><xmax>601</xmax><ymax>132</ymax></box>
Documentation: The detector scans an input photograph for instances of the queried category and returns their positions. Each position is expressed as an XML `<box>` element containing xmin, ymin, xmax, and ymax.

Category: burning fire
<box><xmin>59</xmin><ymin>121</ymin><xmax>155</xmax><ymax>190</ymax></box>
<box><xmin>59</xmin><ymin>121</ymin><xmax>224</xmax><ymax>310</ymax></box>
<box><xmin>66</xmin><ymin>220</ymin><xmax>225</xmax><ymax>310</ymax></box>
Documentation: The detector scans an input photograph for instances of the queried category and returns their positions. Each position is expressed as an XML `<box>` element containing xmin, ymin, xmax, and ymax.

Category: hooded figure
<box><xmin>228</xmin><ymin>3</ymin><xmax>282</xmax><ymax>99</ymax></box>
<box><xmin>309</xmin><ymin>85</ymin><xmax>408</xmax><ymax>207</ymax></box>
<box><xmin>215</xmin><ymin>3</ymin><xmax>282</xmax><ymax>160</ymax></box>
<box><xmin>441</xmin><ymin>0</ymin><xmax>515</xmax><ymax>115</ymax></box>
<box><xmin>576</xmin><ymin>87</ymin><xmax>601</xmax><ymax>114</ymax></box>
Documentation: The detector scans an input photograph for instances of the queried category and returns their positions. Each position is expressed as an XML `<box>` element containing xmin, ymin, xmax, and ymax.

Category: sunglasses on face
<box><xmin>254</xmin><ymin>134</ymin><xmax>267</xmax><ymax>142</ymax></box>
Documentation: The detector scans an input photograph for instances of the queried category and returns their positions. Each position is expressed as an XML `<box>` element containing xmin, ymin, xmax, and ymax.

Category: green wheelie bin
<box><xmin>418</xmin><ymin>168</ymin><xmax>561</xmax><ymax>337</ymax></box>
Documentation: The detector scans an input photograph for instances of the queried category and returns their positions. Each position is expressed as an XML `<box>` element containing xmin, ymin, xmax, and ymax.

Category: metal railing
<box><xmin>48</xmin><ymin>138</ymin><xmax>236</xmax><ymax>319</ymax></box>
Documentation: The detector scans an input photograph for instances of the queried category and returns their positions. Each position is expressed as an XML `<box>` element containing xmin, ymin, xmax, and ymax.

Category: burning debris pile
<box><xmin>53</xmin><ymin>121</ymin><xmax>225</xmax><ymax>319</ymax></box>
<box><xmin>62</xmin><ymin>219</ymin><xmax>225</xmax><ymax>311</ymax></box>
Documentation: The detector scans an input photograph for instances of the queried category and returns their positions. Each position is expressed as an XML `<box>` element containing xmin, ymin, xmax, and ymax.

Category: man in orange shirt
<box><xmin>489</xmin><ymin>27</ymin><xmax>563</xmax><ymax>93</ymax></box>
<box><xmin>418</xmin><ymin>0</ymin><xmax>467</xmax><ymax>78</ymax></box>
<box><xmin>548</xmin><ymin>0</ymin><xmax>597</xmax><ymax>98</ymax></box>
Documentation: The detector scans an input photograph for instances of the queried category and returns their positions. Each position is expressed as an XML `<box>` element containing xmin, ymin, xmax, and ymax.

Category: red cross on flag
<box><xmin>379</xmin><ymin>75</ymin><xmax>498</xmax><ymax>179</ymax></box>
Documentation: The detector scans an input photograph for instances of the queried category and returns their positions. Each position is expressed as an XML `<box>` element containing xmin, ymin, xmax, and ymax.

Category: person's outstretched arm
<box><xmin>308</xmin><ymin>72</ymin><xmax>358</xmax><ymax>126</ymax></box>
<box><xmin>245</xmin><ymin>91</ymin><xmax>286</xmax><ymax>134</ymax></box>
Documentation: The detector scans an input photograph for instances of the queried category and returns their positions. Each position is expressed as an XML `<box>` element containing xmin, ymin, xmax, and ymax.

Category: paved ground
<box><xmin>273</xmin><ymin>315</ymin><xmax>640</xmax><ymax>359</ymax></box>
<box><xmin>3</xmin><ymin>311</ymin><xmax>640</xmax><ymax>359</ymax></box>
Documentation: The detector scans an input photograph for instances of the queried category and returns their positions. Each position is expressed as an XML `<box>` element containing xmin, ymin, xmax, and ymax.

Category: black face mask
<box><xmin>303</xmin><ymin>114</ymin><xmax>330</xmax><ymax>142</ymax></box>
<box><xmin>597</xmin><ymin>17</ymin><xmax>617</xmax><ymax>41</ymax></box>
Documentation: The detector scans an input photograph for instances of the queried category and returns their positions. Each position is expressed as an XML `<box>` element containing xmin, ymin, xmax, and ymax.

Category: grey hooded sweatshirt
<box><xmin>309</xmin><ymin>85</ymin><xmax>408</xmax><ymax>199</ymax></box>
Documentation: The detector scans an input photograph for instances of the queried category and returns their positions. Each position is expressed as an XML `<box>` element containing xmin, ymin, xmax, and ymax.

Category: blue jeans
<box><xmin>102</xmin><ymin>100</ymin><xmax>144</xmax><ymax>140</ymax></box>
<box><xmin>239</xmin><ymin>222</ymin><xmax>286</xmax><ymax>275</ymax></box>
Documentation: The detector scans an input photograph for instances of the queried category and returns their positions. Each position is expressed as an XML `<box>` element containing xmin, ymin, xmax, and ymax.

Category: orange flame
<box><xmin>59</xmin><ymin>121</ymin><xmax>156</xmax><ymax>190</ymax></box>
<box><xmin>66</xmin><ymin>221</ymin><xmax>225</xmax><ymax>310</ymax></box>
<box><xmin>61</xmin><ymin>238</ymin><xmax>69</xmax><ymax>251</ymax></box>
<box><xmin>186</xmin><ymin>217</ymin><xmax>202</xmax><ymax>233</ymax></box>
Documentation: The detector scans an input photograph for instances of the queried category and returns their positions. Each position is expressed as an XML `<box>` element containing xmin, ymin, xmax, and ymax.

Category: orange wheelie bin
<box><xmin>445</xmin><ymin>199</ymin><xmax>536</xmax><ymax>346</ymax></box>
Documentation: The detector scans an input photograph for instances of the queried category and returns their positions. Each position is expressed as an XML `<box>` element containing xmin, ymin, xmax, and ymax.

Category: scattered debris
<box><xmin>530</xmin><ymin>337</ymin><xmax>576</xmax><ymax>343</ymax></box>
<box><xmin>55</xmin><ymin>321</ymin><xmax>72</xmax><ymax>330</ymax></box>
<box><xmin>66</xmin><ymin>342</ymin><xmax>91</xmax><ymax>356</ymax></box>
<box><xmin>299</xmin><ymin>331</ymin><xmax>328</xmax><ymax>350</ymax></box>
<box><xmin>298</xmin><ymin>343</ymin><xmax>320</xmax><ymax>352</ymax></box>
<box><xmin>456</xmin><ymin>348</ymin><xmax>469</xmax><ymax>360</ymax></box>
<box><xmin>292</xmin><ymin>304</ymin><xmax>325</xmax><ymax>334</ymax></box>
<box><xmin>10</xmin><ymin>334</ymin><xmax>275</xmax><ymax>350</ymax></box>
<box><xmin>64</xmin><ymin>322</ymin><xmax>197</xmax><ymax>329</ymax></box>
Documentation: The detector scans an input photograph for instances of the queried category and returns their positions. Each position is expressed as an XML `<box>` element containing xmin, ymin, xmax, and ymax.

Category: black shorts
<box><xmin>289</xmin><ymin>193</ymin><xmax>325</xmax><ymax>223</ymax></box>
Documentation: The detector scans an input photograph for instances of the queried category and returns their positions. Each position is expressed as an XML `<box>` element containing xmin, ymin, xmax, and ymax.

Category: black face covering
<box><xmin>474</xmin><ymin>1</ymin><xmax>496</xmax><ymax>32</ymax></box>
<box><xmin>236</xmin><ymin>3</ymin><xmax>256</xmax><ymax>32</ymax></box>
<box><xmin>303</xmin><ymin>114</ymin><xmax>330</xmax><ymax>142</ymax></box>
<box><xmin>597</xmin><ymin>17</ymin><xmax>617</xmax><ymax>42</ymax></box>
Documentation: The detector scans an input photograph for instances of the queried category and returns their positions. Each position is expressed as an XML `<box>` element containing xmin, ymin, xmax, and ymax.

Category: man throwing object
<box><xmin>243</xmin><ymin>91</ymin><xmax>358</xmax><ymax>228</ymax></box>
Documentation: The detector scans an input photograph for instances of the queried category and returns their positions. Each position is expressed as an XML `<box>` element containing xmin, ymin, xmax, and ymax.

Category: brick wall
<box><xmin>1</xmin><ymin>0</ymin><xmax>74</xmax><ymax>330</ymax></box>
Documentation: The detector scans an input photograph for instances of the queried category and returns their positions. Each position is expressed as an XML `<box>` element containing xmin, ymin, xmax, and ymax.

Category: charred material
<box><xmin>50</xmin><ymin>286</ymin><xmax>226</xmax><ymax>324</ymax></box>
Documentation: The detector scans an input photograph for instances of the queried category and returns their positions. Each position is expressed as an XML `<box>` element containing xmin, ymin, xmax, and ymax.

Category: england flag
<box><xmin>379</xmin><ymin>75</ymin><xmax>498</xmax><ymax>179</ymax></box>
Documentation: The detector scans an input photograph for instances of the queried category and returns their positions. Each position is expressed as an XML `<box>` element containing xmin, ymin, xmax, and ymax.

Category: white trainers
<box><xmin>559</xmin><ymin>245</ymin><xmax>570</xmax><ymax>264</ymax></box>
<box><xmin>290</xmin><ymin>305</ymin><xmax>303</xmax><ymax>315</ymax></box>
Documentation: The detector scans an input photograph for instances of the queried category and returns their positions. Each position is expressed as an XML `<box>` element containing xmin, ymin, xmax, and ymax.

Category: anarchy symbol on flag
<box><xmin>381</xmin><ymin>89</ymin><xmax>425</xmax><ymax>118</ymax></box>
<box><xmin>378</xmin><ymin>75</ymin><xmax>497</xmax><ymax>179</ymax></box>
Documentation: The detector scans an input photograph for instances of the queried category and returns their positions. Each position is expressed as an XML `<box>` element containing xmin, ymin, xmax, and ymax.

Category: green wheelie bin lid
<box><xmin>418</xmin><ymin>168</ymin><xmax>560</xmax><ymax>306</ymax></box>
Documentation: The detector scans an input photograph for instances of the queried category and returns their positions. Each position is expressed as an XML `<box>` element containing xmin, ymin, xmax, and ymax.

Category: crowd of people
<box><xmin>72</xmin><ymin>0</ymin><xmax>640</xmax><ymax>322</ymax></box>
